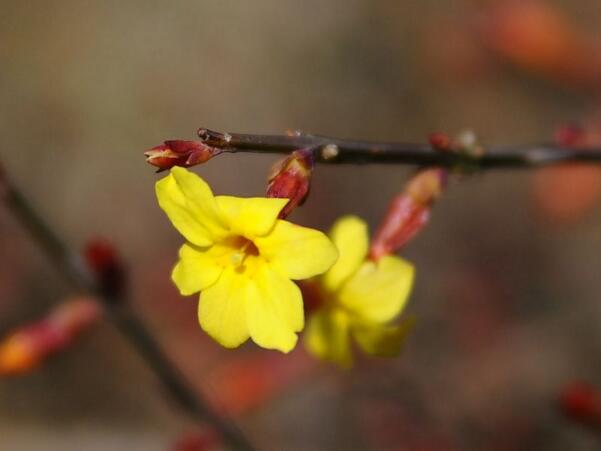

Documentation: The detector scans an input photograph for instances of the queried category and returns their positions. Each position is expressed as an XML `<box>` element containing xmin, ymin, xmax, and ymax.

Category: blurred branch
<box><xmin>197</xmin><ymin>128</ymin><xmax>601</xmax><ymax>168</ymax></box>
<box><xmin>0</xmin><ymin>163</ymin><xmax>258</xmax><ymax>451</ymax></box>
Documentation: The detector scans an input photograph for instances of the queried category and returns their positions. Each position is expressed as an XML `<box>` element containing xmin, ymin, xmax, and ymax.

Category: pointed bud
<box><xmin>0</xmin><ymin>297</ymin><xmax>102</xmax><ymax>376</ymax></box>
<box><xmin>370</xmin><ymin>168</ymin><xmax>447</xmax><ymax>260</ymax></box>
<box><xmin>266</xmin><ymin>149</ymin><xmax>314</xmax><ymax>218</ymax></box>
<box><xmin>84</xmin><ymin>239</ymin><xmax>127</xmax><ymax>299</ymax></box>
<box><xmin>145</xmin><ymin>140</ymin><xmax>221</xmax><ymax>172</ymax></box>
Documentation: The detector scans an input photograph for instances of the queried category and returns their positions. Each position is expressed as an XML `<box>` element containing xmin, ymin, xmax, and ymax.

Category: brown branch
<box><xmin>0</xmin><ymin>163</ymin><xmax>258</xmax><ymax>451</ymax></box>
<box><xmin>197</xmin><ymin>128</ymin><xmax>601</xmax><ymax>168</ymax></box>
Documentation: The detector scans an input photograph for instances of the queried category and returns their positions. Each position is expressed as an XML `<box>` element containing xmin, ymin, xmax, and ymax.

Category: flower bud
<box><xmin>0</xmin><ymin>297</ymin><xmax>102</xmax><ymax>376</ymax></box>
<box><xmin>477</xmin><ymin>0</ymin><xmax>601</xmax><ymax>88</ymax></box>
<box><xmin>51</xmin><ymin>297</ymin><xmax>103</xmax><ymax>336</ymax></box>
<box><xmin>533</xmin><ymin>118</ymin><xmax>601</xmax><ymax>223</ymax></box>
<box><xmin>429</xmin><ymin>132</ymin><xmax>452</xmax><ymax>152</ymax></box>
<box><xmin>429</xmin><ymin>130</ymin><xmax>485</xmax><ymax>172</ymax></box>
<box><xmin>370</xmin><ymin>168</ymin><xmax>447</xmax><ymax>260</ymax></box>
<box><xmin>266</xmin><ymin>149</ymin><xmax>314</xmax><ymax>218</ymax></box>
<box><xmin>559</xmin><ymin>381</ymin><xmax>601</xmax><ymax>426</ymax></box>
<box><xmin>145</xmin><ymin>140</ymin><xmax>221</xmax><ymax>172</ymax></box>
<box><xmin>84</xmin><ymin>238</ymin><xmax>127</xmax><ymax>299</ymax></box>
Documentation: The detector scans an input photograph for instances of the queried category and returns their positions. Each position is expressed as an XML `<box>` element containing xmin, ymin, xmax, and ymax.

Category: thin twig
<box><xmin>0</xmin><ymin>164</ymin><xmax>258</xmax><ymax>451</ymax></box>
<box><xmin>197</xmin><ymin>128</ymin><xmax>601</xmax><ymax>168</ymax></box>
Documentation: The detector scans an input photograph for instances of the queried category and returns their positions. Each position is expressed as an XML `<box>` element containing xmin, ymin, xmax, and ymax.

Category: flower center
<box><xmin>226</xmin><ymin>236</ymin><xmax>259</xmax><ymax>268</ymax></box>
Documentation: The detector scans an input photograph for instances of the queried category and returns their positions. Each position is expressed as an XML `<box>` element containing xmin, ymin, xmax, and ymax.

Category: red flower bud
<box><xmin>370</xmin><ymin>168</ymin><xmax>447</xmax><ymax>260</ymax></box>
<box><xmin>429</xmin><ymin>132</ymin><xmax>452</xmax><ymax>152</ymax></box>
<box><xmin>533</xmin><ymin>118</ymin><xmax>601</xmax><ymax>223</ymax></box>
<box><xmin>145</xmin><ymin>140</ymin><xmax>221</xmax><ymax>172</ymax></box>
<box><xmin>559</xmin><ymin>381</ymin><xmax>601</xmax><ymax>426</ymax></box>
<box><xmin>0</xmin><ymin>297</ymin><xmax>102</xmax><ymax>376</ymax></box>
<box><xmin>477</xmin><ymin>0</ymin><xmax>601</xmax><ymax>88</ymax></box>
<box><xmin>266</xmin><ymin>149</ymin><xmax>314</xmax><ymax>218</ymax></box>
<box><xmin>51</xmin><ymin>297</ymin><xmax>103</xmax><ymax>337</ymax></box>
<box><xmin>84</xmin><ymin>238</ymin><xmax>127</xmax><ymax>299</ymax></box>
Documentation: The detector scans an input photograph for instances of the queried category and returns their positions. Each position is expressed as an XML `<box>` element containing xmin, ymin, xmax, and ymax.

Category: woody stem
<box><xmin>0</xmin><ymin>164</ymin><xmax>258</xmax><ymax>451</ymax></box>
<box><xmin>197</xmin><ymin>128</ymin><xmax>601</xmax><ymax>168</ymax></box>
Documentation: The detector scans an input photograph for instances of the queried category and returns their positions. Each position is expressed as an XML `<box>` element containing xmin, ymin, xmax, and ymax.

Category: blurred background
<box><xmin>2</xmin><ymin>0</ymin><xmax>601</xmax><ymax>449</ymax></box>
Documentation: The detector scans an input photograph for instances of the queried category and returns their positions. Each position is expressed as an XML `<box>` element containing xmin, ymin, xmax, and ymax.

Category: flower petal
<box><xmin>197</xmin><ymin>266</ymin><xmax>250</xmax><ymax>348</ymax></box>
<box><xmin>215</xmin><ymin>196</ymin><xmax>288</xmax><ymax>238</ymax></box>
<box><xmin>171</xmin><ymin>243</ymin><xmax>224</xmax><ymax>296</ymax></box>
<box><xmin>322</xmin><ymin>215</ymin><xmax>368</xmax><ymax>291</ymax></box>
<box><xmin>304</xmin><ymin>308</ymin><xmax>352</xmax><ymax>368</ymax></box>
<box><xmin>339</xmin><ymin>255</ymin><xmax>414</xmax><ymax>323</ymax></box>
<box><xmin>352</xmin><ymin>317</ymin><xmax>415</xmax><ymax>357</ymax></box>
<box><xmin>245</xmin><ymin>265</ymin><xmax>304</xmax><ymax>353</ymax></box>
<box><xmin>156</xmin><ymin>167</ymin><xmax>226</xmax><ymax>246</ymax></box>
<box><xmin>255</xmin><ymin>220</ymin><xmax>338</xmax><ymax>280</ymax></box>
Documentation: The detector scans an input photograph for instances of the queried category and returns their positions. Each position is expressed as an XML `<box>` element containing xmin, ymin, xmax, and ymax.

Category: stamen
<box><xmin>230</xmin><ymin>251</ymin><xmax>245</xmax><ymax>266</ymax></box>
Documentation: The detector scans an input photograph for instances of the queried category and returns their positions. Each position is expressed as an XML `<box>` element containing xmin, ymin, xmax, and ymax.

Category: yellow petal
<box><xmin>197</xmin><ymin>266</ymin><xmax>250</xmax><ymax>348</ymax></box>
<box><xmin>245</xmin><ymin>264</ymin><xmax>304</xmax><ymax>353</ymax></box>
<box><xmin>156</xmin><ymin>167</ymin><xmax>226</xmax><ymax>247</ymax></box>
<box><xmin>215</xmin><ymin>196</ymin><xmax>288</xmax><ymax>238</ymax></box>
<box><xmin>304</xmin><ymin>308</ymin><xmax>353</xmax><ymax>368</ymax></box>
<box><xmin>339</xmin><ymin>255</ymin><xmax>414</xmax><ymax>323</ymax></box>
<box><xmin>322</xmin><ymin>215</ymin><xmax>368</xmax><ymax>292</ymax></box>
<box><xmin>352</xmin><ymin>317</ymin><xmax>415</xmax><ymax>357</ymax></box>
<box><xmin>255</xmin><ymin>220</ymin><xmax>338</xmax><ymax>280</ymax></box>
<box><xmin>171</xmin><ymin>243</ymin><xmax>224</xmax><ymax>296</ymax></box>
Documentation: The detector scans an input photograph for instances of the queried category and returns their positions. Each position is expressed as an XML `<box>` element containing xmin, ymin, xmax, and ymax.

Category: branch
<box><xmin>197</xmin><ymin>128</ymin><xmax>601</xmax><ymax>168</ymax></box>
<box><xmin>0</xmin><ymin>164</ymin><xmax>258</xmax><ymax>451</ymax></box>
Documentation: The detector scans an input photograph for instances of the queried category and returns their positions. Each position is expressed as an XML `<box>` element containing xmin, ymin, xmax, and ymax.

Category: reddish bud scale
<box><xmin>370</xmin><ymin>168</ymin><xmax>447</xmax><ymax>260</ymax></box>
<box><xmin>51</xmin><ymin>298</ymin><xmax>103</xmax><ymax>336</ymax></box>
<box><xmin>559</xmin><ymin>381</ymin><xmax>601</xmax><ymax>426</ymax></box>
<box><xmin>533</xmin><ymin>119</ymin><xmax>601</xmax><ymax>223</ymax></box>
<box><xmin>84</xmin><ymin>239</ymin><xmax>126</xmax><ymax>299</ymax></box>
<box><xmin>145</xmin><ymin>140</ymin><xmax>220</xmax><ymax>172</ymax></box>
<box><xmin>429</xmin><ymin>132</ymin><xmax>452</xmax><ymax>152</ymax></box>
<box><xmin>0</xmin><ymin>297</ymin><xmax>103</xmax><ymax>376</ymax></box>
<box><xmin>266</xmin><ymin>148</ymin><xmax>314</xmax><ymax>218</ymax></box>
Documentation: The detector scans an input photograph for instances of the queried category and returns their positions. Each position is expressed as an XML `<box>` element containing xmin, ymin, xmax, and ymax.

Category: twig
<box><xmin>0</xmin><ymin>164</ymin><xmax>258</xmax><ymax>451</ymax></box>
<box><xmin>197</xmin><ymin>128</ymin><xmax>601</xmax><ymax>168</ymax></box>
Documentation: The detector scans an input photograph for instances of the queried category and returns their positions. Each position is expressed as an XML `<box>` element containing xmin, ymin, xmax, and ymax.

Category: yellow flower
<box><xmin>305</xmin><ymin>215</ymin><xmax>415</xmax><ymax>367</ymax></box>
<box><xmin>155</xmin><ymin>167</ymin><xmax>338</xmax><ymax>353</ymax></box>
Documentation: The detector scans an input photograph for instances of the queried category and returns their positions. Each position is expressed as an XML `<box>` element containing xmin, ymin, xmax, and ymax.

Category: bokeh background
<box><xmin>2</xmin><ymin>0</ymin><xmax>601</xmax><ymax>450</ymax></box>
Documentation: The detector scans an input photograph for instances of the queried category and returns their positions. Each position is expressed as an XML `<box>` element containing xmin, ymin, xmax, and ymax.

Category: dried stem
<box><xmin>0</xmin><ymin>164</ymin><xmax>258</xmax><ymax>451</ymax></box>
<box><xmin>197</xmin><ymin>128</ymin><xmax>601</xmax><ymax>168</ymax></box>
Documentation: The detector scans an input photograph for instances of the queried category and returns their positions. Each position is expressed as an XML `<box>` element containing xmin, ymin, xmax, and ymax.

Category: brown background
<box><xmin>1</xmin><ymin>1</ymin><xmax>601</xmax><ymax>450</ymax></box>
